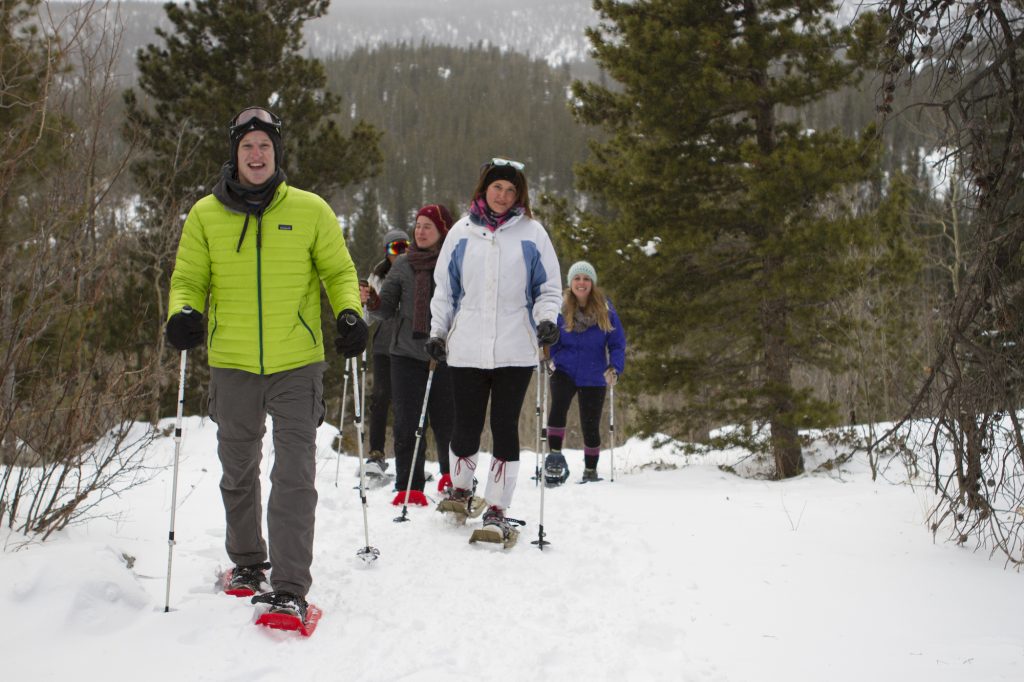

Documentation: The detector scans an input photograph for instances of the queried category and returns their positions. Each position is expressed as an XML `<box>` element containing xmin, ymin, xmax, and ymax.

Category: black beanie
<box><xmin>483</xmin><ymin>164</ymin><xmax>517</xmax><ymax>188</ymax></box>
<box><xmin>229</xmin><ymin>109</ymin><xmax>284</xmax><ymax>172</ymax></box>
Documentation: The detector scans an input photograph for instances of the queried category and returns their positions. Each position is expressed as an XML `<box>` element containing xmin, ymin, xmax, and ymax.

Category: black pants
<box><xmin>547</xmin><ymin>369</ymin><xmax>607</xmax><ymax>452</ymax></box>
<box><xmin>391</xmin><ymin>354</ymin><xmax>453</xmax><ymax>491</ymax></box>
<box><xmin>367</xmin><ymin>353</ymin><xmax>391</xmax><ymax>454</ymax></box>
<box><xmin>449</xmin><ymin>365</ymin><xmax>534</xmax><ymax>462</ymax></box>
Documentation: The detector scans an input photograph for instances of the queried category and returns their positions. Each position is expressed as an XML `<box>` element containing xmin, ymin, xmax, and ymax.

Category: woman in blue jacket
<box><xmin>544</xmin><ymin>261</ymin><xmax>626</xmax><ymax>484</ymax></box>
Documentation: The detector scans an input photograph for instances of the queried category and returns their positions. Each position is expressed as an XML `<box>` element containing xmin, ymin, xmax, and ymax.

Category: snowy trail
<box><xmin>3</xmin><ymin>416</ymin><xmax>1023</xmax><ymax>682</ymax></box>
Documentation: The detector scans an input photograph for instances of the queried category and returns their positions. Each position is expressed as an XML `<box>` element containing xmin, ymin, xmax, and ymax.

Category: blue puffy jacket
<box><xmin>550</xmin><ymin>299</ymin><xmax>626</xmax><ymax>387</ymax></box>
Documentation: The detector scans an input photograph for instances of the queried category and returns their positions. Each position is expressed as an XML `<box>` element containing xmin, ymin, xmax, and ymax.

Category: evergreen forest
<box><xmin>4</xmin><ymin>0</ymin><xmax>1024</xmax><ymax>563</ymax></box>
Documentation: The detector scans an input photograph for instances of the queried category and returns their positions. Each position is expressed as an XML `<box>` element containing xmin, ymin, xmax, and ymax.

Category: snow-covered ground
<box><xmin>3</xmin><ymin>416</ymin><xmax>1023</xmax><ymax>681</ymax></box>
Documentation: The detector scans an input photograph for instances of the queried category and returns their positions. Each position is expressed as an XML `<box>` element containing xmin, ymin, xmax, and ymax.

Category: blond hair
<box><xmin>562</xmin><ymin>285</ymin><xmax>613</xmax><ymax>333</ymax></box>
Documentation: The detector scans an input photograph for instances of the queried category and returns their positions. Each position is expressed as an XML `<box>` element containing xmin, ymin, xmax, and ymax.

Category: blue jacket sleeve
<box><xmin>607</xmin><ymin>302</ymin><xmax>626</xmax><ymax>375</ymax></box>
<box><xmin>550</xmin><ymin>313</ymin><xmax>566</xmax><ymax>361</ymax></box>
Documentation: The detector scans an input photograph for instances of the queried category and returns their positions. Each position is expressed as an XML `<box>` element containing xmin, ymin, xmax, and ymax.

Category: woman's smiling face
<box><xmin>485</xmin><ymin>179</ymin><xmax>518</xmax><ymax>214</ymax></box>
<box><xmin>571</xmin><ymin>274</ymin><xmax>592</xmax><ymax>301</ymax></box>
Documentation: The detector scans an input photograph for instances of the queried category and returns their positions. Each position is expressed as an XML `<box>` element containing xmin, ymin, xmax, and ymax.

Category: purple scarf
<box><xmin>468</xmin><ymin>197</ymin><xmax>524</xmax><ymax>231</ymax></box>
<box><xmin>406</xmin><ymin>244</ymin><xmax>440</xmax><ymax>339</ymax></box>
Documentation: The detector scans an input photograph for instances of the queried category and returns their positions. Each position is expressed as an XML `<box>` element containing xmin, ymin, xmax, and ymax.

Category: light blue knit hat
<box><xmin>566</xmin><ymin>260</ymin><xmax>597</xmax><ymax>286</ymax></box>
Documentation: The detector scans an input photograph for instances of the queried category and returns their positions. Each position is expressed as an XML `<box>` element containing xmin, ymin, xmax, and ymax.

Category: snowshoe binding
<box><xmin>220</xmin><ymin>561</ymin><xmax>271</xmax><ymax>597</ymax></box>
<box><xmin>436</xmin><ymin>480</ymin><xmax>485</xmax><ymax>525</ymax></box>
<box><xmin>355</xmin><ymin>452</ymin><xmax>393</xmax><ymax>489</ymax></box>
<box><xmin>543</xmin><ymin>451</ymin><xmax>570</xmax><ymax>487</ymax></box>
<box><xmin>469</xmin><ymin>506</ymin><xmax>525</xmax><ymax>549</ymax></box>
<box><xmin>252</xmin><ymin>591</ymin><xmax>322</xmax><ymax>637</ymax></box>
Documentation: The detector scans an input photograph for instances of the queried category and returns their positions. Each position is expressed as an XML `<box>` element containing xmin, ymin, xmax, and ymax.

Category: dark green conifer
<box><xmin>123</xmin><ymin>0</ymin><xmax>382</xmax><ymax>205</ymax></box>
<box><xmin>572</xmin><ymin>0</ymin><xmax>899</xmax><ymax>477</ymax></box>
<box><xmin>349</xmin><ymin>185</ymin><xmax>384</xmax><ymax>279</ymax></box>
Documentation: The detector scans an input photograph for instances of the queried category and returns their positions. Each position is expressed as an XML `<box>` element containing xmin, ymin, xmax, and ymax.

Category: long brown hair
<box><xmin>471</xmin><ymin>162</ymin><xmax>532</xmax><ymax>218</ymax></box>
<box><xmin>562</xmin><ymin>284</ymin><xmax>613</xmax><ymax>333</ymax></box>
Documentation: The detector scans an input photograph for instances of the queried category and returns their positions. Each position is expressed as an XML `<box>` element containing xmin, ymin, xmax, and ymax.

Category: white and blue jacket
<box><xmin>430</xmin><ymin>213</ymin><xmax>562</xmax><ymax>369</ymax></box>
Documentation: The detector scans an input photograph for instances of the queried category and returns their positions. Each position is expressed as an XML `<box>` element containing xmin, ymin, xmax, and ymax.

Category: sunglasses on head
<box><xmin>229</xmin><ymin>107</ymin><xmax>282</xmax><ymax>141</ymax></box>
<box><xmin>387</xmin><ymin>240</ymin><xmax>409</xmax><ymax>255</ymax></box>
<box><xmin>489</xmin><ymin>157</ymin><xmax>525</xmax><ymax>171</ymax></box>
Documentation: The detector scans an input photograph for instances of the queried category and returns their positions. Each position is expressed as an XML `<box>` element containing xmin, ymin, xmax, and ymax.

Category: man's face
<box><xmin>236</xmin><ymin>130</ymin><xmax>275</xmax><ymax>188</ymax></box>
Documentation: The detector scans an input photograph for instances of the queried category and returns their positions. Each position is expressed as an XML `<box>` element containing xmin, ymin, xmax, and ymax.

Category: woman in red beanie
<box><xmin>369</xmin><ymin>204</ymin><xmax>456</xmax><ymax>505</ymax></box>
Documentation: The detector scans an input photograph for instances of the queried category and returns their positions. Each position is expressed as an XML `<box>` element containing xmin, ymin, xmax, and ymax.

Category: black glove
<box><xmin>335</xmin><ymin>309</ymin><xmax>369</xmax><ymax>358</ymax></box>
<box><xmin>536</xmin><ymin>320</ymin><xmax>559</xmax><ymax>346</ymax></box>
<box><xmin>425</xmin><ymin>337</ymin><xmax>447</xmax><ymax>362</ymax></box>
<box><xmin>165</xmin><ymin>307</ymin><xmax>204</xmax><ymax>351</ymax></box>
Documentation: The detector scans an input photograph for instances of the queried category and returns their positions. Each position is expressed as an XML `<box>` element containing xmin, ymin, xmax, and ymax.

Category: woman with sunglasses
<box><xmin>360</xmin><ymin>228</ymin><xmax>411</xmax><ymax>481</ymax></box>
<box><xmin>370</xmin><ymin>205</ymin><xmax>456</xmax><ymax>507</ymax></box>
<box><xmin>165</xmin><ymin>106</ymin><xmax>367</xmax><ymax>625</ymax></box>
<box><xmin>427</xmin><ymin>158</ymin><xmax>562</xmax><ymax>546</ymax></box>
<box><xmin>543</xmin><ymin>260</ymin><xmax>627</xmax><ymax>485</ymax></box>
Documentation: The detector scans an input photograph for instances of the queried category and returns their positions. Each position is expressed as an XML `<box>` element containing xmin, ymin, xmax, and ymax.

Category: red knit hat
<box><xmin>415</xmin><ymin>204</ymin><xmax>454</xmax><ymax>237</ymax></box>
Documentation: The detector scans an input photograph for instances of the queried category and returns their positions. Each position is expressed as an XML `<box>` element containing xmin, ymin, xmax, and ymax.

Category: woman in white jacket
<box><xmin>426</xmin><ymin>158</ymin><xmax>562</xmax><ymax>544</ymax></box>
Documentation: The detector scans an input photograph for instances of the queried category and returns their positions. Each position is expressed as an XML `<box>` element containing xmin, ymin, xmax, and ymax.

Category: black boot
<box><xmin>543</xmin><ymin>451</ymin><xmax>569</xmax><ymax>486</ymax></box>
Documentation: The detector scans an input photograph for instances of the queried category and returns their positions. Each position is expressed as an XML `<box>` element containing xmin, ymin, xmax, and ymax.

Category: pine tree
<box><xmin>349</xmin><ymin>184</ymin><xmax>385</xmax><ymax>280</ymax></box>
<box><xmin>123</xmin><ymin>0</ymin><xmax>382</xmax><ymax>206</ymax></box>
<box><xmin>572</xmin><ymin>0</ymin><xmax>898</xmax><ymax>477</ymax></box>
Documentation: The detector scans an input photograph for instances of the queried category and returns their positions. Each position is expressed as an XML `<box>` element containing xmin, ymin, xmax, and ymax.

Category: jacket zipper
<box><xmin>256</xmin><ymin>211</ymin><xmax>265</xmax><ymax>374</ymax></box>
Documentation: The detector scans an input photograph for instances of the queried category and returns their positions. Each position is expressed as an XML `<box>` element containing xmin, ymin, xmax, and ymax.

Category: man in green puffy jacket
<box><xmin>165</xmin><ymin>106</ymin><xmax>367</xmax><ymax>623</ymax></box>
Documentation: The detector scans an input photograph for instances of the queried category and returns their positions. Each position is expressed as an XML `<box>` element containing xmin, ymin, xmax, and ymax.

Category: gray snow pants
<box><xmin>208</xmin><ymin>362</ymin><xmax>326</xmax><ymax>597</ymax></box>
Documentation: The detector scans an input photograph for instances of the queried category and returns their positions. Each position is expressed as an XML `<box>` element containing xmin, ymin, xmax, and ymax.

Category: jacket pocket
<box><xmin>208</xmin><ymin>304</ymin><xmax>218</xmax><ymax>348</ymax></box>
<box><xmin>312</xmin><ymin>375</ymin><xmax>325</xmax><ymax>427</ymax></box>
<box><xmin>297</xmin><ymin>310</ymin><xmax>317</xmax><ymax>347</ymax></box>
<box><xmin>445</xmin><ymin>310</ymin><xmax>467</xmax><ymax>359</ymax></box>
<box><xmin>520</xmin><ymin>308</ymin><xmax>537</xmax><ymax>352</ymax></box>
<box><xmin>207</xmin><ymin>381</ymin><xmax>218</xmax><ymax>424</ymax></box>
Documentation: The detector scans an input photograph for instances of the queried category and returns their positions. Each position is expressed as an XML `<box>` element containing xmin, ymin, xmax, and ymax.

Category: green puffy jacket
<box><xmin>168</xmin><ymin>182</ymin><xmax>361</xmax><ymax>375</ymax></box>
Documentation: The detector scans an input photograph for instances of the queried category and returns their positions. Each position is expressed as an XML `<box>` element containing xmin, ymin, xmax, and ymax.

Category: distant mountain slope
<box><xmin>308</xmin><ymin>0</ymin><xmax>597</xmax><ymax>66</ymax></box>
<box><xmin>50</xmin><ymin>0</ymin><xmax>599</xmax><ymax>79</ymax></box>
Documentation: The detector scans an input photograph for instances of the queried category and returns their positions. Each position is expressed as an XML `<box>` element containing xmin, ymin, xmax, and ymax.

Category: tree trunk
<box><xmin>746</xmin><ymin>21</ymin><xmax>804</xmax><ymax>479</ymax></box>
<box><xmin>761</xmin><ymin>278</ymin><xmax>804</xmax><ymax>479</ymax></box>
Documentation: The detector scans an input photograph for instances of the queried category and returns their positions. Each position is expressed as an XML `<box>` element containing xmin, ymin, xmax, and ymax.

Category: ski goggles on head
<box><xmin>489</xmin><ymin>157</ymin><xmax>525</xmax><ymax>171</ymax></box>
<box><xmin>228</xmin><ymin>107</ymin><xmax>282</xmax><ymax>142</ymax></box>
<box><xmin>386</xmin><ymin>239</ymin><xmax>409</xmax><ymax>256</ymax></box>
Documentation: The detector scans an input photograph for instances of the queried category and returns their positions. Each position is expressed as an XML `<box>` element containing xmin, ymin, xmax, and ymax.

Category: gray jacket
<box><xmin>371</xmin><ymin>254</ymin><xmax>431</xmax><ymax>362</ymax></box>
<box><xmin>368</xmin><ymin>259</ymin><xmax>397</xmax><ymax>355</ymax></box>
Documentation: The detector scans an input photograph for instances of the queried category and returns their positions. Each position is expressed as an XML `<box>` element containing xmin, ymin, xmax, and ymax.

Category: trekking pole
<box><xmin>360</xmin><ymin>304</ymin><xmax>368</xmax><ymax>426</ymax></box>
<box><xmin>609</xmin><ymin>384</ymin><xmax>616</xmax><ymax>483</ymax></box>
<box><xmin>349</xmin><ymin>357</ymin><xmax>380</xmax><ymax>562</ymax></box>
<box><xmin>164</xmin><ymin>325</ymin><xmax>190</xmax><ymax>612</ymax></box>
<box><xmin>534</xmin><ymin>361</ymin><xmax>542</xmax><ymax>486</ymax></box>
<box><xmin>394</xmin><ymin>359</ymin><xmax>437</xmax><ymax>523</ymax></box>
<box><xmin>531</xmin><ymin>345</ymin><xmax>552</xmax><ymax>550</ymax></box>
<box><xmin>333</xmin><ymin>359</ymin><xmax>350</xmax><ymax>487</ymax></box>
